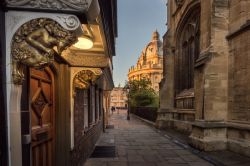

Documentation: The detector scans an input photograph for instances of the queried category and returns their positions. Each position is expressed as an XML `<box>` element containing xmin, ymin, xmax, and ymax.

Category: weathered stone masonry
<box><xmin>157</xmin><ymin>0</ymin><xmax>250</xmax><ymax>157</ymax></box>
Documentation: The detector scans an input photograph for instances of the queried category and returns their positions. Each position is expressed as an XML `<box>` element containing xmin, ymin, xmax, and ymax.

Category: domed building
<box><xmin>128</xmin><ymin>31</ymin><xmax>163</xmax><ymax>92</ymax></box>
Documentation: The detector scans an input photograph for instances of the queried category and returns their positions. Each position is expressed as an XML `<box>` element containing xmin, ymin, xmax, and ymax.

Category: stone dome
<box><xmin>128</xmin><ymin>31</ymin><xmax>164</xmax><ymax>92</ymax></box>
<box><xmin>143</xmin><ymin>31</ymin><xmax>163</xmax><ymax>58</ymax></box>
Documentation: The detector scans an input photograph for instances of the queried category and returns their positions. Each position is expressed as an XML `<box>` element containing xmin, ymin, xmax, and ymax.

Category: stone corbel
<box><xmin>73</xmin><ymin>68</ymin><xmax>102</xmax><ymax>91</ymax></box>
<box><xmin>11</xmin><ymin>18</ymin><xmax>78</xmax><ymax>85</ymax></box>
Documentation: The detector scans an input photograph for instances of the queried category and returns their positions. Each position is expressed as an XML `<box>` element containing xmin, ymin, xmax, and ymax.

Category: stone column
<box><xmin>156</xmin><ymin>30</ymin><xmax>175</xmax><ymax>129</ymax></box>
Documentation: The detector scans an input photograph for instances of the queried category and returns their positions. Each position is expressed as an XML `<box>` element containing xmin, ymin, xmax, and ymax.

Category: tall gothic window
<box><xmin>175</xmin><ymin>8</ymin><xmax>200</xmax><ymax>110</ymax></box>
<box><xmin>175</xmin><ymin>9</ymin><xmax>200</xmax><ymax>94</ymax></box>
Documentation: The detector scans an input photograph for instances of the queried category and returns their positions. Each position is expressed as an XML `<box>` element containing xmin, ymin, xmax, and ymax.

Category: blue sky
<box><xmin>113</xmin><ymin>0</ymin><xmax>167</xmax><ymax>87</ymax></box>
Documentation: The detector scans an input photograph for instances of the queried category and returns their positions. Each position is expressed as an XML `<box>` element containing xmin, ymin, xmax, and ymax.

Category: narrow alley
<box><xmin>2</xmin><ymin>1</ymin><xmax>250</xmax><ymax>166</ymax></box>
<box><xmin>85</xmin><ymin>110</ymin><xmax>213</xmax><ymax>166</ymax></box>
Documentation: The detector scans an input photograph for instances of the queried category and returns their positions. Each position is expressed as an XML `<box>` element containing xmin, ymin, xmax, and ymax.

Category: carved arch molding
<box><xmin>11</xmin><ymin>18</ymin><xmax>78</xmax><ymax>85</ymax></box>
<box><xmin>73</xmin><ymin>68</ymin><xmax>102</xmax><ymax>90</ymax></box>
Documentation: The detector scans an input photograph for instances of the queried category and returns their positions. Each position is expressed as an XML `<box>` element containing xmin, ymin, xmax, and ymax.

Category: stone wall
<box><xmin>74</xmin><ymin>89</ymin><xmax>87</xmax><ymax>145</ymax></box>
<box><xmin>71</xmin><ymin>86</ymin><xmax>103</xmax><ymax>165</ymax></box>
<box><xmin>228</xmin><ymin>0</ymin><xmax>250</xmax><ymax>123</ymax></box>
<box><xmin>226</xmin><ymin>1</ymin><xmax>250</xmax><ymax>156</ymax></box>
<box><xmin>131</xmin><ymin>107</ymin><xmax>158</xmax><ymax>122</ymax></box>
<box><xmin>202</xmin><ymin>0</ymin><xmax>229</xmax><ymax>121</ymax></box>
<box><xmin>70</xmin><ymin>122</ymin><xmax>102</xmax><ymax>166</ymax></box>
<box><xmin>228</xmin><ymin>29</ymin><xmax>250</xmax><ymax>123</ymax></box>
<box><xmin>158</xmin><ymin>0</ymin><xmax>250</xmax><ymax>157</ymax></box>
<box><xmin>157</xmin><ymin>0</ymin><xmax>201</xmax><ymax>129</ymax></box>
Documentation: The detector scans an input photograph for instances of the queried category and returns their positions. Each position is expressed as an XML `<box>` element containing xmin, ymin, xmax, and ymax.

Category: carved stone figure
<box><xmin>11</xmin><ymin>18</ymin><xmax>77</xmax><ymax>84</ymax></box>
<box><xmin>73</xmin><ymin>69</ymin><xmax>102</xmax><ymax>90</ymax></box>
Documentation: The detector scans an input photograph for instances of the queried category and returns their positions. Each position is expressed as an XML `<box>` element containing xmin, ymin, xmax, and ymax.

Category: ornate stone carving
<box><xmin>62</xmin><ymin>50</ymin><xmax>110</xmax><ymax>67</ymax></box>
<box><xmin>11</xmin><ymin>18</ymin><xmax>77</xmax><ymax>84</ymax></box>
<box><xmin>175</xmin><ymin>0</ymin><xmax>184</xmax><ymax>7</ymax></box>
<box><xmin>73</xmin><ymin>68</ymin><xmax>102</xmax><ymax>90</ymax></box>
<box><xmin>56</xmin><ymin>15</ymin><xmax>80</xmax><ymax>31</ymax></box>
<box><xmin>6</xmin><ymin>0</ymin><xmax>91</xmax><ymax>12</ymax></box>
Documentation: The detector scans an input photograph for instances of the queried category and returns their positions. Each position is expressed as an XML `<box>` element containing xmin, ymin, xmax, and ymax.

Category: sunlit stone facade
<box><xmin>110</xmin><ymin>87</ymin><xmax>128</xmax><ymax>109</ymax></box>
<box><xmin>128</xmin><ymin>31</ymin><xmax>163</xmax><ymax>92</ymax></box>
<box><xmin>157</xmin><ymin>0</ymin><xmax>250</xmax><ymax>157</ymax></box>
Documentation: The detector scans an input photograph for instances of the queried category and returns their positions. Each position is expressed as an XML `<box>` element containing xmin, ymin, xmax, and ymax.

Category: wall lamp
<box><xmin>74</xmin><ymin>24</ymin><xmax>94</xmax><ymax>49</ymax></box>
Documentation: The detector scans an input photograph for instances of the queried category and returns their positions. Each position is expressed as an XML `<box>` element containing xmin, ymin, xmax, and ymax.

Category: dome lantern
<box><xmin>152</xmin><ymin>30</ymin><xmax>159</xmax><ymax>41</ymax></box>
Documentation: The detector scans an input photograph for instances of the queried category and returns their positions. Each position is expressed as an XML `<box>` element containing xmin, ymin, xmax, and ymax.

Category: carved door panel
<box><xmin>30</xmin><ymin>68</ymin><xmax>55</xmax><ymax>166</ymax></box>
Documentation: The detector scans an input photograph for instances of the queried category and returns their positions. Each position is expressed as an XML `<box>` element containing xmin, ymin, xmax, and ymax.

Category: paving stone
<box><xmin>156</xmin><ymin>162</ymin><xmax>188</xmax><ymax>166</ymax></box>
<box><xmin>126</xmin><ymin>149</ymin><xmax>138</xmax><ymax>155</ymax></box>
<box><xmin>84</xmin><ymin>110</ymin><xmax>212</xmax><ymax>166</ymax></box>
<box><xmin>180</xmin><ymin>155</ymin><xmax>203</xmax><ymax>162</ymax></box>
<box><xmin>116</xmin><ymin>157</ymin><xmax>128</xmax><ymax>161</ymax></box>
<box><xmin>167</xmin><ymin>157</ymin><xmax>186</xmax><ymax>164</ymax></box>
<box><xmin>174</xmin><ymin>149</ymin><xmax>193</xmax><ymax>155</ymax></box>
<box><xmin>187</xmin><ymin>161</ymin><xmax>214</xmax><ymax>166</ymax></box>
<box><xmin>137</xmin><ymin>149</ymin><xmax>158</xmax><ymax>155</ymax></box>
<box><xmin>128</xmin><ymin>161</ymin><xmax>156</xmax><ymax>166</ymax></box>
<box><xmin>142</xmin><ymin>154</ymin><xmax>163</xmax><ymax>162</ymax></box>
<box><xmin>84</xmin><ymin>160</ymin><xmax>108</xmax><ymax>166</ymax></box>
<box><xmin>127</xmin><ymin>155</ymin><xmax>144</xmax><ymax>162</ymax></box>
<box><xmin>107</xmin><ymin>161</ymin><xmax>128</xmax><ymax>166</ymax></box>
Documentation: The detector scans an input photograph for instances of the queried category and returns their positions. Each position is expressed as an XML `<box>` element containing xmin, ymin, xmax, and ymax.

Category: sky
<box><xmin>113</xmin><ymin>0</ymin><xmax>167</xmax><ymax>87</ymax></box>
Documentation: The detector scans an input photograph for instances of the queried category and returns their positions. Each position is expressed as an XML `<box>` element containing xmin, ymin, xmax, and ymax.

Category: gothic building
<box><xmin>0</xmin><ymin>0</ymin><xmax>117</xmax><ymax>165</ymax></box>
<box><xmin>128</xmin><ymin>31</ymin><xmax>163</xmax><ymax>92</ymax></box>
<box><xmin>157</xmin><ymin>0</ymin><xmax>250</xmax><ymax>157</ymax></box>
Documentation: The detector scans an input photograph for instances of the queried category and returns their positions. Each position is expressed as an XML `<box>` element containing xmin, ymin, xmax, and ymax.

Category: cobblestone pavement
<box><xmin>84</xmin><ymin>110</ymin><xmax>214</xmax><ymax>166</ymax></box>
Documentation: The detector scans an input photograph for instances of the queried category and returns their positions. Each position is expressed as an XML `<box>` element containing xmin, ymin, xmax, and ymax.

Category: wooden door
<box><xmin>30</xmin><ymin>67</ymin><xmax>55</xmax><ymax>166</ymax></box>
